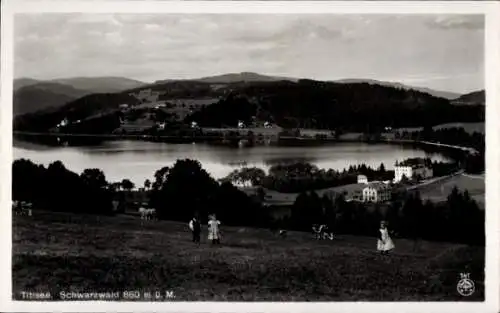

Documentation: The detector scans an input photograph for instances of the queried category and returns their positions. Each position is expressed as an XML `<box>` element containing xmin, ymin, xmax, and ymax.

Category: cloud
<box><xmin>427</xmin><ymin>15</ymin><xmax>484</xmax><ymax>30</ymax></box>
<box><xmin>13</xmin><ymin>13</ymin><xmax>484</xmax><ymax>93</ymax></box>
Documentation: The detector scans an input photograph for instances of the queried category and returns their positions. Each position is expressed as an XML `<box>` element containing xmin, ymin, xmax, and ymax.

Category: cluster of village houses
<box><xmin>258</xmin><ymin>158</ymin><xmax>434</xmax><ymax>220</ymax></box>
<box><xmin>104</xmin><ymin>157</ymin><xmax>435</xmax><ymax>221</ymax></box>
<box><xmin>331</xmin><ymin>158</ymin><xmax>433</xmax><ymax>204</ymax></box>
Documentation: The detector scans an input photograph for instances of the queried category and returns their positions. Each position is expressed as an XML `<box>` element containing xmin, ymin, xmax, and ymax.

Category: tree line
<box><xmin>13</xmin><ymin>159</ymin><xmax>115</xmax><ymax>214</ymax></box>
<box><xmin>185</xmin><ymin>81</ymin><xmax>484</xmax><ymax>132</ymax></box>
<box><xmin>397</xmin><ymin>127</ymin><xmax>485</xmax><ymax>173</ymax></box>
<box><xmin>13</xmin><ymin>157</ymin><xmax>481</xmax><ymax>245</ymax></box>
<box><xmin>222</xmin><ymin>160</ymin><xmax>458</xmax><ymax>193</ymax></box>
<box><xmin>396</xmin><ymin>127</ymin><xmax>484</xmax><ymax>152</ymax></box>
<box><xmin>282</xmin><ymin>186</ymin><xmax>484</xmax><ymax>246</ymax></box>
<box><xmin>12</xmin><ymin>158</ymin><xmax>268</xmax><ymax>227</ymax></box>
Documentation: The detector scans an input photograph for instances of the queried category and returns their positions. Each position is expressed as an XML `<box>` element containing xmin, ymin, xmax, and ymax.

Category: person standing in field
<box><xmin>188</xmin><ymin>213</ymin><xmax>201</xmax><ymax>244</ymax></box>
<box><xmin>208</xmin><ymin>214</ymin><xmax>221</xmax><ymax>245</ymax></box>
<box><xmin>377</xmin><ymin>220</ymin><xmax>395</xmax><ymax>255</ymax></box>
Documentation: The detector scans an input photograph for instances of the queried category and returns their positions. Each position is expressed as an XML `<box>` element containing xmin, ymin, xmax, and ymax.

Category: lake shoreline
<box><xmin>14</xmin><ymin>137</ymin><xmax>455</xmax><ymax>187</ymax></box>
<box><xmin>13</xmin><ymin>130</ymin><xmax>477</xmax><ymax>152</ymax></box>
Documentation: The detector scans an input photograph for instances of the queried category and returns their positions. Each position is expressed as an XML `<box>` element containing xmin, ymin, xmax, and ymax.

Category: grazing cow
<box><xmin>312</xmin><ymin>224</ymin><xmax>322</xmax><ymax>239</ymax></box>
<box><xmin>312</xmin><ymin>224</ymin><xmax>335</xmax><ymax>240</ymax></box>
<box><xmin>278</xmin><ymin>229</ymin><xmax>288</xmax><ymax>238</ymax></box>
<box><xmin>270</xmin><ymin>227</ymin><xmax>288</xmax><ymax>238</ymax></box>
<box><xmin>321</xmin><ymin>225</ymin><xmax>335</xmax><ymax>240</ymax></box>
<box><xmin>15</xmin><ymin>207</ymin><xmax>32</xmax><ymax>216</ymax></box>
<box><xmin>139</xmin><ymin>207</ymin><xmax>156</xmax><ymax>221</ymax></box>
<box><xmin>12</xmin><ymin>201</ymin><xmax>32</xmax><ymax>217</ymax></box>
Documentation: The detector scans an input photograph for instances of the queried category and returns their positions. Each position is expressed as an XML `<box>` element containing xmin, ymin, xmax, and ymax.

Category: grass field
<box><xmin>414</xmin><ymin>173</ymin><xmax>485</xmax><ymax>209</ymax></box>
<box><xmin>12</xmin><ymin>211</ymin><xmax>484</xmax><ymax>301</ymax></box>
<box><xmin>243</xmin><ymin>183</ymin><xmax>367</xmax><ymax>206</ymax></box>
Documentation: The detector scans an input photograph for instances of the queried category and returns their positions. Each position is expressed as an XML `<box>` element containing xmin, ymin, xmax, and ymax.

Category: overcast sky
<box><xmin>14</xmin><ymin>14</ymin><xmax>484</xmax><ymax>93</ymax></box>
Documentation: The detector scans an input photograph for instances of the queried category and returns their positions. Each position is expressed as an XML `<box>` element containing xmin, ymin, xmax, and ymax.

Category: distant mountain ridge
<box><xmin>14</xmin><ymin>78</ymin><xmax>41</xmax><ymax>91</ymax></box>
<box><xmin>154</xmin><ymin>72</ymin><xmax>297</xmax><ymax>85</ymax></box>
<box><xmin>333</xmin><ymin>78</ymin><xmax>461</xmax><ymax>100</ymax></box>
<box><xmin>13</xmin><ymin>76</ymin><xmax>148</xmax><ymax>115</ymax></box>
<box><xmin>13</xmin><ymin>82</ymin><xmax>92</xmax><ymax>116</ymax></box>
<box><xmin>154</xmin><ymin>72</ymin><xmax>463</xmax><ymax>100</ymax></box>
<box><xmin>15</xmin><ymin>76</ymin><xmax>147</xmax><ymax>93</ymax></box>
<box><xmin>13</xmin><ymin>73</ymin><xmax>483</xmax><ymax>119</ymax></box>
<box><xmin>49</xmin><ymin>76</ymin><xmax>147</xmax><ymax>94</ymax></box>
<box><xmin>193</xmin><ymin>72</ymin><xmax>298</xmax><ymax>84</ymax></box>
<box><xmin>451</xmin><ymin>90</ymin><xmax>485</xmax><ymax>106</ymax></box>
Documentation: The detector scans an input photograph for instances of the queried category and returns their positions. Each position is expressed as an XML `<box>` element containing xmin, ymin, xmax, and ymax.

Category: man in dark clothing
<box><xmin>189</xmin><ymin>214</ymin><xmax>201</xmax><ymax>244</ymax></box>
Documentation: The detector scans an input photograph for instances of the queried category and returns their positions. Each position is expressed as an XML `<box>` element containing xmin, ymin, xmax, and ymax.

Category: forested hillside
<box><xmin>14</xmin><ymin>79</ymin><xmax>485</xmax><ymax>134</ymax></box>
<box><xmin>186</xmin><ymin>80</ymin><xmax>484</xmax><ymax>132</ymax></box>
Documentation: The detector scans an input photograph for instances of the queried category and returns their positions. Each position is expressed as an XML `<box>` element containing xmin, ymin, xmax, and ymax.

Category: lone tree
<box><xmin>121</xmin><ymin>179</ymin><xmax>135</xmax><ymax>192</ymax></box>
<box><xmin>378</xmin><ymin>163</ymin><xmax>386</xmax><ymax>173</ymax></box>
<box><xmin>225</xmin><ymin>167</ymin><xmax>266</xmax><ymax>187</ymax></box>
<box><xmin>155</xmin><ymin>159</ymin><xmax>219</xmax><ymax>221</ymax></box>
<box><xmin>291</xmin><ymin>191</ymin><xmax>323</xmax><ymax>231</ymax></box>
<box><xmin>144</xmin><ymin>179</ymin><xmax>151</xmax><ymax>190</ymax></box>
<box><xmin>81</xmin><ymin>168</ymin><xmax>108</xmax><ymax>189</ymax></box>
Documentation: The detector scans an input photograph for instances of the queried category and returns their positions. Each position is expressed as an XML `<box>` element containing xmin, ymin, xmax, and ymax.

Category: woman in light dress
<box><xmin>377</xmin><ymin>220</ymin><xmax>395</xmax><ymax>255</ymax></box>
<box><xmin>208</xmin><ymin>214</ymin><xmax>221</xmax><ymax>245</ymax></box>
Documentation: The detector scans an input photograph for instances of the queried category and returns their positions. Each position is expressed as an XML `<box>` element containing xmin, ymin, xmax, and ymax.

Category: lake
<box><xmin>13</xmin><ymin>140</ymin><xmax>450</xmax><ymax>186</ymax></box>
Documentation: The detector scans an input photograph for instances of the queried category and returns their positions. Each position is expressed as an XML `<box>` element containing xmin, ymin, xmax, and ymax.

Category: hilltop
<box><xmin>14</xmin><ymin>76</ymin><xmax>147</xmax><ymax>93</ymax></box>
<box><xmin>191</xmin><ymin>72</ymin><xmax>297</xmax><ymax>84</ymax></box>
<box><xmin>13</xmin><ymin>82</ymin><xmax>91</xmax><ymax>116</ymax></box>
<box><xmin>13</xmin><ymin>78</ymin><xmax>41</xmax><ymax>91</ymax></box>
<box><xmin>154</xmin><ymin>72</ymin><xmax>297</xmax><ymax>85</ymax></box>
<box><xmin>451</xmin><ymin>90</ymin><xmax>485</xmax><ymax>106</ymax></box>
<box><xmin>334</xmin><ymin>78</ymin><xmax>461</xmax><ymax>100</ymax></box>
<box><xmin>152</xmin><ymin>73</ymin><xmax>459</xmax><ymax>99</ymax></box>
<box><xmin>13</xmin><ymin>77</ymin><xmax>148</xmax><ymax>115</ymax></box>
<box><xmin>49</xmin><ymin>76</ymin><xmax>148</xmax><ymax>94</ymax></box>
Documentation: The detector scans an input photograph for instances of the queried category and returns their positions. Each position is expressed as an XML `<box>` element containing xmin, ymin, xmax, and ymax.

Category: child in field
<box><xmin>208</xmin><ymin>214</ymin><xmax>221</xmax><ymax>245</ymax></box>
<box><xmin>377</xmin><ymin>220</ymin><xmax>395</xmax><ymax>255</ymax></box>
<box><xmin>188</xmin><ymin>213</ymin><xmax>201</xmax><ymax>244</ymax></box>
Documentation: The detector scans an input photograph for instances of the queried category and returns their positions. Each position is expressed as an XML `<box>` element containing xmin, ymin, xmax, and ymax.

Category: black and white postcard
<box><xmin>1</xmin><ymin>1</ymin><xmax>499</xmax><ymax>312</ymax></box>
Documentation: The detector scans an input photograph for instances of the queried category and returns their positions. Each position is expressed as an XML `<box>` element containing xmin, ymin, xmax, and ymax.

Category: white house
<box><xmin>357</xmin><ymin>175</ymin><xmax>368</xmax><ymax>184</ymax></box>
<box><xmin>394</xmin><ymin>158</ymin><xmax>433</xmax><ymax>183</ymax></box>
<box><xmin>362</xmin><ymin>182</ymin><xmax>391</xmax><ymax>203</ymax></box>
<box><xmin>56</xmin><ymin>118</ymin><xmax>69</xmax><ymax>128</ymax></box>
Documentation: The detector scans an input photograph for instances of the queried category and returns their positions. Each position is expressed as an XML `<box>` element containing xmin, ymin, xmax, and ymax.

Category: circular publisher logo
<box><xmin>457</xmin><ymin>278</ymin><xmax>475</xmax><ymax>296</ymax></box>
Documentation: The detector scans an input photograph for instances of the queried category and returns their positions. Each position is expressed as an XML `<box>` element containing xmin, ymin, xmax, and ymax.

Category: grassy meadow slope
<box><xmin>12</xmin><ymin>211</ymin><xmax>484</xmax><ymax>301</ymax></box>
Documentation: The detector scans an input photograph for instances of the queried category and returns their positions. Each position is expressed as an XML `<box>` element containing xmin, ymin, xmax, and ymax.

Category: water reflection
<box><xmin>13</xmin><ymin>139</ymin><xmax>450</xmax><ymax>186</ymax></box>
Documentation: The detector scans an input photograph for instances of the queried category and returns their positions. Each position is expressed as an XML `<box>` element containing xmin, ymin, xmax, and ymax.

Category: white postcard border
<box><xmin>1</xmin><ymin>1</ymin><xmax>499</xmax><ymax>312</ymax></box>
